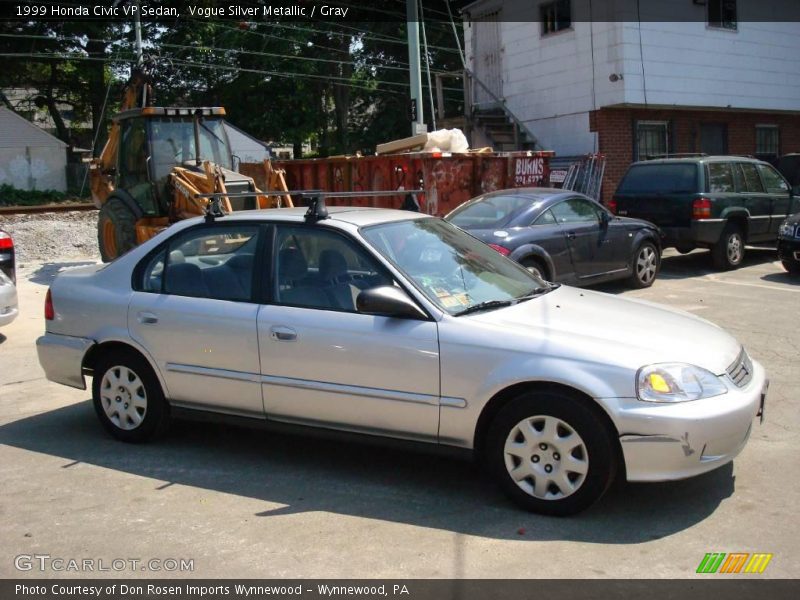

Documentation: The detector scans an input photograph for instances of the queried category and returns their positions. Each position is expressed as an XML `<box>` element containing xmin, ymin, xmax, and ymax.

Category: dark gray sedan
<box><xmin>445</xmin><ymin>188</ymin><xmax>662</xmax><ymax>288</ymax></box>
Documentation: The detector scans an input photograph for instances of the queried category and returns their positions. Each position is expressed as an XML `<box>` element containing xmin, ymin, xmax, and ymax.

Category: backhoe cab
<box><xmin>90</xmin><ymin>63</ymin><xmax>291</xmax><ymax>262</ymax></box>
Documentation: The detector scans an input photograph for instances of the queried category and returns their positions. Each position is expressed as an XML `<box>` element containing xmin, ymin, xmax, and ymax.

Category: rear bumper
<box><xmin>0</xmin><ymin>283</ymin><xmax>17</xmax><ymax>326</ymax></box>
<box><xmin>660</xmin><ymin>219</ymin><xmax>725</xmax><ymax>249</ymax></box>
<box><xmin>615</xmin><ymin>359</ymin><xmax>767</xmax><ymax>482</ymax></box>
<box><xmin>36</xmin><ymin>333</ymin><xmax>94</xmax><ymax>389</ymax></box>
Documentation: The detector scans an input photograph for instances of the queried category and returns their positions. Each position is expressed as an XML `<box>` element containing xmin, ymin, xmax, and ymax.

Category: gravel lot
<box><xmin>0</xmin><ymin>211</ymin><xmax>100</xmax><ymax>263</ymax></box>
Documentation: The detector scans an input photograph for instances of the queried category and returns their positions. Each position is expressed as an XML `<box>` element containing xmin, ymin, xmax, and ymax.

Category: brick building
<box><xmin>462</xmin><ymin>0</ymin><xmax>800</xmax><ymax>203</ymax></box>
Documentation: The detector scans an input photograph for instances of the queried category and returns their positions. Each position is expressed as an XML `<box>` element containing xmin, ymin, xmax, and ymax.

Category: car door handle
<box><xmin>137</xmin><ymin>311</ymin><xmax>158</xmax><ymax>324</ymax></box>
<box><xmin>566</xmin><ymin>231</ymin><xmax>576</xmax><ymax>240</ymax></box>
<box><xmin>270</xmin><ymin>326</ymin><xmax>297</xmax><ymax>342</ymax></box>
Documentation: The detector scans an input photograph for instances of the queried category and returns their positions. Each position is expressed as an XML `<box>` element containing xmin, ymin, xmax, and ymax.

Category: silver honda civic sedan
<box><xmin>37</xmin><ymin>206</ymin><xmax>767</xmax><ymax>515</ymax></box>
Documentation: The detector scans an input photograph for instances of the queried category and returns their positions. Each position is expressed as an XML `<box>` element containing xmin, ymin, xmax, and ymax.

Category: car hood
<box><xmin>468</xmin><ymin>285</ymin><xmax>741</xmax><ymax>375</ymax></box>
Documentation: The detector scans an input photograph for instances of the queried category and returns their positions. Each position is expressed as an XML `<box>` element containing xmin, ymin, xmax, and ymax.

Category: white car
<box><xmin>0</xmin><ymin>230</ymin><xmax>18</xmax><ymax>327</ymax></box>
<box><xmin>0</xmin><ymin>269</ymin><xmax>17</xmax><ymax>327</ymax></box>
<box><xmin>36</xmin><ymin>205</ymin><xmax>767</xmax><ymax>515</ymax></box>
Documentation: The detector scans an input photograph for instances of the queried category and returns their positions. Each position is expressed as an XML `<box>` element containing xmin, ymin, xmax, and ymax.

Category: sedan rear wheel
<box><xmin>92</xmin><ymin>349</ymin><xmax>169</xmax><ymax>442</ymax></box>
<box><xmin>629</xmin><ymin>241</ymin><xmax>659</xmax><ymax>288</ymax></box>
<box><xmin>486</xmin><ymin>391</ymin><xmax>617</xmax><ymax>516</ymax></box>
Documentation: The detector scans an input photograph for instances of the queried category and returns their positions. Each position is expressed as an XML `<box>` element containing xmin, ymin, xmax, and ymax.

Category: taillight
<box><xmin>488</xmin><ymin>243</ymin><xmax>511</xmax><ymax>256</ymax></box>
<box><xmin>0</xmin><ymin>231</ymin><xmax>12</xmax><ymax>250</ymax></box>
<box><xmin>45</xmin><ymin>288</ymin><xmax>54</xmax><ymax>321</ymax></box>
<box><xmin>607</xmin><ymin>198</ymin><xmax>618</xmax><ymax>214</ymax></box>
<box><xmin>692</xmin><ymin>197</ymin><xmax>712</xmax><ymax>219</ymax></box>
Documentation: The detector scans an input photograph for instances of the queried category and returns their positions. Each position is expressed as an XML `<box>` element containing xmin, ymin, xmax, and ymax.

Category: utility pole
<box><xmin>406</xmin><ymin>0</ymin><xmax>426</xmax><ymax>135</ymax></box>
<box><xmin>133</xmin><ymin>0</ymin><xmax>143</xmax><ymax>65</ymax></box>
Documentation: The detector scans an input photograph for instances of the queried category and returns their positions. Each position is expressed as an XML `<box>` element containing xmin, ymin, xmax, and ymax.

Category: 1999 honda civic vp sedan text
<box><xmin>37</xmin><ymin>205</ymin><xmax>767</xmax><ymax>515</ymax></box>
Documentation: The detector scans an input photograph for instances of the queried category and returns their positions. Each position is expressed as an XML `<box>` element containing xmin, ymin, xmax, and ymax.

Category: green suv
<box><xmin>612</xmin><ymin>157</ymin><xmax>799</xmax><ymax>269</ymax></box>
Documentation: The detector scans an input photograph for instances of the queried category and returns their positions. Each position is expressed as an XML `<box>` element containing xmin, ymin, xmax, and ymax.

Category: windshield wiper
<box><xmin>454</xmin><ymin>284</ymin><xmax>560</xmax><ymax>316</ymax></box>
<box><xmin>453</xmin><ymin>299</ymin><xmax>515</xmax><ymax>316</ymax></box>
<box><xmin>515</xmin><ymin>283</ymin><xmax>560</xmax><ymax>302</ymax></box>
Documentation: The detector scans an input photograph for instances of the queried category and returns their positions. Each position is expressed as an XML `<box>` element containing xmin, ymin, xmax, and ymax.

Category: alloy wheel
<box><xmin>636</xmin><ymin>245</ymin><xmax>657</xmax><ymax>285</ymax></box>
<box><xmin>727</xmin><ymin>233</ymin><xmax>743</xmax><ymax>265</ymax></box>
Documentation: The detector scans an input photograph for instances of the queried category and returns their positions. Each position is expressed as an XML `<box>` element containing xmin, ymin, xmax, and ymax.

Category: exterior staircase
<box><xmin>472</xmin><ymin>108</ymin><xmax>537</xmax><ymax>152</ymax></box>
<box><xmin>463</xmin><ymin>69</ymin><xmax>539</xmax><ymax>152</ymax></box>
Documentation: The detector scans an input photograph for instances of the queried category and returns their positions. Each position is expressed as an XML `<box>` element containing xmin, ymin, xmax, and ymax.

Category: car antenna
<box><xmin>204</xmin><ymin>197</ymin><xmax>225</xmax><ymax>223</ymax></box>
<box><xmin>304</xmin><ymin>193</ymin><xmax>329</xmax><ymax>223</ymax></box>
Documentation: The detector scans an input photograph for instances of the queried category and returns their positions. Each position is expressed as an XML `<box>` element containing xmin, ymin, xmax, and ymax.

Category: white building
<box><xmin>462</xmin><ymin>0</ymin><xmax>800</xmax><ymax>201</ymax></box>
<box><xmin>0</xmin><ymin>107</ymin><xmax>68</xmax><ymax>192</ymax></box>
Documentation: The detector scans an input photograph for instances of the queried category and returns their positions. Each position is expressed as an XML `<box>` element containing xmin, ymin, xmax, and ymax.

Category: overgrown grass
<box><xmin>0</xmin><ymin>184</ymin><xmax>71</xmax><ymax>206</ymax></box>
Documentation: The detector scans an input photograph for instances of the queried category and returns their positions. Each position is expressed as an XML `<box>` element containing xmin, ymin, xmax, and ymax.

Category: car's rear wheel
<box><xmin>92</xmin><ymin>349</ymin><xmax>169</xmax><ymax>442</ymax></box>
<box><xmin>629</xmin><ymin>241</ymin><xmax>659</xmax><ymax>288</ymax></box>
<box><xmin>485</xmin><ymin>391</ymin><xmax>617</xmax><ymax>516</ymax></box>
<box><xmin>521</xmin><ymin>257</ymin><xmax>549</xmax><ymax>281</ymax></box>
<box><xmin>711</xmin><ymin>224</ymin><xmax>745</xmax><ymax>270</ymax></box>
<box><xmin>98</xmin><ymin>198</ymin><xmax>137</xmax><ymax>263</ymax></box>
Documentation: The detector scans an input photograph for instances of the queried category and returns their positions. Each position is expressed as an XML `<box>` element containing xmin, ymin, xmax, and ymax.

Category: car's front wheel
<box><xmin>485</xmin><ymin>391</ymin><xmax>617</xmax><ymax>516</ymax></box>
<box><xmin>92</xmin><ymin>349</ymin><xmax>170</xmax><ymax>442</ymax></box>
<box><xmin>629</xmin><ymin>241</ymin><xmax>659</xmax><ymax>288</ymax></box>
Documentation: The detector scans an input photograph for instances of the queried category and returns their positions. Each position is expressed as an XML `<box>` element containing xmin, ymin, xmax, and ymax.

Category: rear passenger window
<box><xmin>532</xmin><ymin>209</ymin><xmax>557</xmax><ymax>226</ymax></box>
<box><xmin>757</xmin><ymin>164</ymin><xmax>790</xmax><ymax>194</ymax></box>
<box><xmin>740</xmin><ymin>163</ymin><xmax>765</xmax><ymax>193</ymax></box>
<box><xmin>151</xmin><ymin>225</ymin><xmax>259</xmax><ymax>301</ymax></box>
<box><xmin>707</xmin><ymin>163</ymin><xmax>735</xmax><ymax>193</ymax></box>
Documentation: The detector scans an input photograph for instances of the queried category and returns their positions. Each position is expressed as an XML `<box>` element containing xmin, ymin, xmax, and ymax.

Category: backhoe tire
<box><xmin>98</xmin><ymin>198</ymin><xmax>138</xmax><ymax>262</ymax></box>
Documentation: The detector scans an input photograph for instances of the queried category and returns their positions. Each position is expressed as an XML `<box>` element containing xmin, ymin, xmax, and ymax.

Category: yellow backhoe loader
<box><xmin>89</xmin><ymin>64</ymin><xmax>291</xmax><ymax>262</ymax></box>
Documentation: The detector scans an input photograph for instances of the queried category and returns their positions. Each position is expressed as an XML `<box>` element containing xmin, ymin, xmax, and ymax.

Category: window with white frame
<box><xmin>755</xmin><ymin>125</ymin><xmax>780</xmax><ymax>161</ymax></box>
<box><xmin>540</xmin><ymin>0</ymin><xmax>571</xmax><ymax>36</ymax></box>
<box><xmin>708</xmin><ymin>0</ymin><xmax>737</xmax><ymax>30</ymax></box>
<box><xmin>635</xmin><ymin>121</ymin><xmax>669</xmax><ymax>161</ymax></box>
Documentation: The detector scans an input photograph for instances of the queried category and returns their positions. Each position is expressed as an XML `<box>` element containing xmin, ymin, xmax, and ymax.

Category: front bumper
<box><xmin>36</xmin><ymin>333</ymin><xmax>95</xmax><ymax>389</ymax></box>
<box><xmin>612</xmin><ymin>359</ymin><xmax>767</xmax><ymax>482</ymax></box>
<box><xmin>777</xmin><ymin>237</ymin><xmax>800</xmax><ymax>262</ymax></box>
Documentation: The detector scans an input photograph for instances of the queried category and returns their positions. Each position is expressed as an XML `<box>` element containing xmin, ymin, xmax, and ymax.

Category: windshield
<box><xmin>362</xmin><ymin>218</ymin><xmax>549</xmax><ymax>315</ymax></box>
<box><xmin>149</xmin><ymin>117</ymin><xmax>232</xmax><ymax>182</ymax></box>
<box><xmin>447</xmin><ymin>194</ymin><xmax>534</xmax><ymax>229</ymax></box>
<box><xmin>617</xmin><ymin>163</ymin><xmax>698</xmax><ymax>194</ymax></box>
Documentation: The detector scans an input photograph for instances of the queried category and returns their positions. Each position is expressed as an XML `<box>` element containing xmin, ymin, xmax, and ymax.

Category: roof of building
<box><xmin>0</xmin><ymin>107</ymin><xmax>68</xmax><ymax>149</ymax></box>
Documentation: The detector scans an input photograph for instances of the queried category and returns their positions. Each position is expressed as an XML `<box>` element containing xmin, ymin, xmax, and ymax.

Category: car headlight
<box><xmin>637</xmin><ymin>363</ymin><xmax>728</xmax><ymax>403</ymax></box>
<box><xmin>779</xmin><ymin>221</ymin><xmax>796</xmax><ymax>238</ymax></box>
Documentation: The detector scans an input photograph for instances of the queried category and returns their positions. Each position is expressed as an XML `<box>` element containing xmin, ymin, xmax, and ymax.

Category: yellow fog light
<box><xmin>649</xmin><ymin>373</ymin><xmax>671</xmax><ymax>393</ymax></box>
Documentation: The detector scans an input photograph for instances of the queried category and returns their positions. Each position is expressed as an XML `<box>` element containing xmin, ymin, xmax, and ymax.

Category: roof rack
<box><xmin>645</xmin><ymin>153</ymin><xmax>707</xmax><ymax>160</ymax></box>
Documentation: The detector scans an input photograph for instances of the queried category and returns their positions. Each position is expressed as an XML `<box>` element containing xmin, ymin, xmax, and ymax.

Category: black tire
<box><xmin>98</xmin><ymin>198</ymin><xmax>138</xmax><ymax>263</ymax></box>
<box><xmin>92</xmin><ymin>349</ymin><xmax>170</xmax><ymax>443</ymax></box>
<box><xmin>782</xmin><ymin>259</ymin><xmax>800</xmax><ymax>275</ymax></box>
<box><xmin>485</xmin><ymin>391</ymin><xmax>618</xmax><ymax>516</ymax></box>
<box><xmin>711</xmin><ymin>223</ymin><xmax>745</xmax><ymax>270</ymax></box>
<box><xmin>521</xmin><ymin>257</ymin><xmax>549</xmax><ymax>281</ymax></box>
<box><xmin>628</xmin><ymin>240</ymin><xmax>660</xmax><ymax>289</ymax></box>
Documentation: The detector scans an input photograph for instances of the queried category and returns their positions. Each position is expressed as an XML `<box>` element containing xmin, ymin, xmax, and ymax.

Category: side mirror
<box><xmin>231</xmin><ymin>154</ymin><xmax>241</xmax><ymax>172</ymax></box>
<box><xmin>356</xmin><ymin>286</ymin><xmax>427</xmax><ymax>320</ymax></box>
<box><xmin>600</xmin><ymin>210</ymin><xmax>610</xmax><ymax>227</ymax></box>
